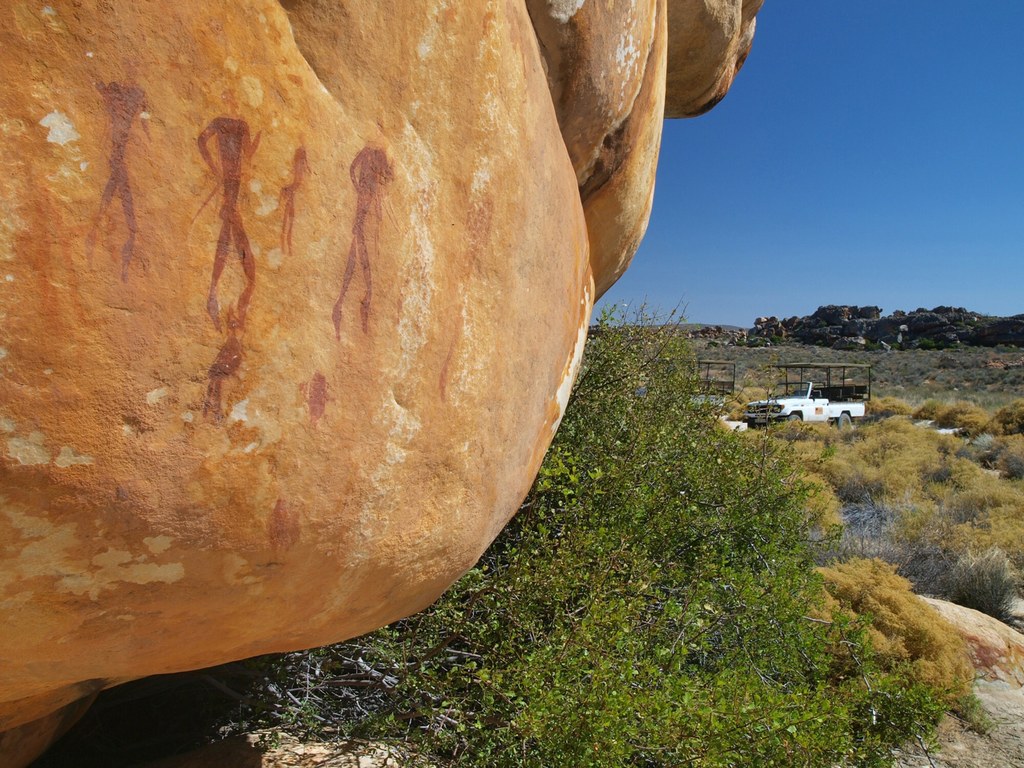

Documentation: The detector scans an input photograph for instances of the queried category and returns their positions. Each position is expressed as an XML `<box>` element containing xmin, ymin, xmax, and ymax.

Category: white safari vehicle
<box><xmin>745</xmin><ymin>363</ymin><xmax>871</xmax><ymax>428</ymax></box>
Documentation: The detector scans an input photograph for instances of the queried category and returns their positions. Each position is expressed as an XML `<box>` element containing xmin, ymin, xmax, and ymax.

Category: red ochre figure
<box><xmin>306</xmin><ymin>370</ymin><xmax>328</xmax><ymax>427</ymax></box>
<box><xmin>202</xmin><ymin>312</ymin><xmax>244</xmax><ymax>423</ymax></box>
<box><xmin>279</xmin><ymin>145</ymin><xmax>309</xmax><ymax>259</ymax></box>
<box><xmin>197</xmin><ymin>116</ymin><xmax>261</xmax><ymax>332</ymax></box>
<box><xmin>86</xmin><ymin>81</ymin><xmax>148</xmax><ymax>281</ymax></box>
<box><xmin>332</xmin><ymin>145</ymin><xmax>393</xmax><ymax>338</ymax></box>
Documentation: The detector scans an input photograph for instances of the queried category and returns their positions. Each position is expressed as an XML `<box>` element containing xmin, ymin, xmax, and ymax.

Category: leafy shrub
<box><xmin>946</xmin><ymin>548</ymin><xmax>1020</xmax><ymax>623</ymax></box>
<box><xmin>818</xmin><ymin>558</ymin><xmax>972</xmax><ymax>697</ymax></box>
<box><xmin>221</xmin><ymin>314</ymin><xmax>952</xmax><ymax>767</ymax></box>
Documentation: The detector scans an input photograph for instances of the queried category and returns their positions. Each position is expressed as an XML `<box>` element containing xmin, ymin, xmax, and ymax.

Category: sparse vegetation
<box><xmin>707</xmin><ymin>340</ymin><xmax>1024</xmax><ymax>633</ymax></box>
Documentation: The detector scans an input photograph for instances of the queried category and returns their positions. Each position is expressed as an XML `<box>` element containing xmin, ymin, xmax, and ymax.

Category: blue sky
<box><xmin>596</xmin><ymin>1</ymin><xmax>1024</xmax><ymax>327</ymax></box>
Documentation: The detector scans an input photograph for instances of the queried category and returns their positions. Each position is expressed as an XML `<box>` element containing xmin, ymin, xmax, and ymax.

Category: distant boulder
<box><xmin>974</xmin><ymin>318</ymin><xmax>1024</xmax><ymax>347</ymax></box>
<box><xmin>833</xmin><ymin>336</ymin><xmax>867</xmax><ymax>350</ymax></box>
<box><xmin>750</xmin><ymin>305</ymin><xmax>1024</xmax><ymax>349</ymax></box>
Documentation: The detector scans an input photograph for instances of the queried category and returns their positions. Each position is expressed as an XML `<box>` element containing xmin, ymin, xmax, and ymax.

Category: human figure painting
<box><xmin>202</xmin><ymin>311</ymin><xmax>244</xmax><ymax>422</ymax></box>
<box><xmin>332</xmin><ymin>145</ymin><xmax>393</xmax><ymax>338</ymax></box>
<box><xmin>86</xmin><ymin>81</ymin><xmax>148</xmax><ymax>281</ymax></box>
<box><xmin>279</xmin><ymin>145</ymin><xmax>308</xmax><ymax>260</ymax></box>
<box><xmin>196</xmin><ymin>113</ymin><xmax>260</xmax><ymax>421</ymax></box>
<box><xmin>196</xmin><ymin>116</ymin><xmax>261</xmax><ymax>332</ymax></box>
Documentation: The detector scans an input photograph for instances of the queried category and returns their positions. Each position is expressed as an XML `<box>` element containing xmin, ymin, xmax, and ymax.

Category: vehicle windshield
<box><xmin>782</xmin><ymin>382</ymin><xmax>811</xmax><ymax>397</ymax></box>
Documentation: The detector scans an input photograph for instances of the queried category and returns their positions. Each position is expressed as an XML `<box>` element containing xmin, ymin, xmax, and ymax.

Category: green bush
<box><xmin>227</xmin><ymin>313</ymin><xmax>950</xmax><ymax>766</ymax></box>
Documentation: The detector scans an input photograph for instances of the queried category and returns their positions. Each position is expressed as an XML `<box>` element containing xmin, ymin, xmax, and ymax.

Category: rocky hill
<box><xmin>749</xmin><ymin>305</ymin><xmax>1024</xmax><ymax>349</ymax></box>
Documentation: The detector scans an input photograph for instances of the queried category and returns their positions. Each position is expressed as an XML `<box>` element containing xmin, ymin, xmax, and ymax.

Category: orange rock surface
<box><xmin>0</xmin><ymin>2</ymin><xmax>761</xmax><ymax>763</ymax></box>
<box><xmin>923</xmin><ymin>599</ymin><xmax>1024</xmax><ymax>688</ymax></box>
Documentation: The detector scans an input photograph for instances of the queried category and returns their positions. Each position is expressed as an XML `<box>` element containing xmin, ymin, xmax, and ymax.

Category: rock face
<box><xmin>893</xmin><ymin>598</ymin><xmax>1024</xmax><ymax>768</ymax></box>
<box><xmin>750</xmin><ymin>305</ymin><xmax>1024</xmax><ymax>349</ymax></box>
<box><xmin>665</xmin><ymin>0</ymin><xmax>763</xmax><ymax>117</ymax></box>
<box><xmin>528</xmin><ymin>0</ymin><xmax>667</xmax><ymax>297</ymax></box>
<box><xmin>0</xmin><ymin>2</ymin><xmax>761</xmax><ymax>764</ymax></box>
<box><xmin>923</xmin><ymin>598</ymin><xmax>1024</xmax><ymax>688</ymax></box>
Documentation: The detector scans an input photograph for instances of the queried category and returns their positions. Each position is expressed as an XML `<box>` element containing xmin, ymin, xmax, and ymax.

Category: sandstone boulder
<box><xmin>1</xmin><ymin>0</ymin><xmax>590</xmax><ymax>751</ymax></box>
<box><xmin>0</xmin><ymin>2</ymin><xmax>762</xmax><ymax>764</ymax></box>
<box><xmin>527</xmin><ymin>0</ymin><xmax>666</xmax><ymax>297</ymax></box>
<box><xmin>664</xmin><ymin>0</ymin><xmax>763</xmax><ymax>117</ymax></box>
<box><xmin>922</xmin><ymin>598</ymin><xmax>1024</xmax><ymax>688</ymax></box>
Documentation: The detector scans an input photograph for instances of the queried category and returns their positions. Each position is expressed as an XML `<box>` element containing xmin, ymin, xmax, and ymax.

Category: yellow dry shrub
<box><xmin>818</xmin><ymin>558</ymin><xmax>973</xmax><ymax>697</ymax></box>
<box><xmin>913</xmin><ymin>400</ymin><xmax>946</xmax><ymax>421</ymax></box>
<box><xmin>988</xmin><ymin>399</ymin><xmax>1024</xmax><ymax>436</ymax></box>
<box><xmin>867</xmin><ymin>396</ymin><xmax>914</xmax><ymax>418</ymax></box>
<box><xmin>728</xmin><ymin>386</ymin><xmax>767</xmax><ymax>421</ymax></box>
<box><xmin>945</xmin><ymin>468</ymin><xmax>1021</xmax><ymax>517</ymax></box>
<box><xmin>821</xmin><ymin>418</ymin><xmax>956</xmax><ymax>505</ymax></box>
<box><xmin>934</xmin><ymin>401</ymin><xmax>991</xmax><ymax>437</ymax></box>
<box><xmin>975</xmin><ymin>517</ymin><xmax>1024</xmax><ymax>571</ymax></box>
<box><xmin>802</xmin><ymin>469</ymin><xmax>842</xmax><ymax>529</ymax></box>
<box><xmin>888</xmin><ymin>498</ymin><xmax>949</xmax><ymax>550</ymax></box>
<box><xmin>994</xmin><ymin>434</ymin><xmax>1024</xmax><ymax>479</ymax></box>
<box><xmin>948</xmin><ymin>466</ymin><xmax>1024</xmax><ymax>565</ymax></box>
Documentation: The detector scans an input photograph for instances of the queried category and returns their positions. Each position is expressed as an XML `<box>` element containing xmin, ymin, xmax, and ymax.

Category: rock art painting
<box><xmin>439</xmin><ymin>198</ymin><xmax>494</xmax><ymax>401</ymax></box>
<box><xmin>196</xmin><ymin>114</ymin><xmax>261</xmax><ymax>422</ymax></box>
<box><xmin>268</xmin><ymin>499</ymin><xmax>301</xmax><ymax>550</ymax></box>
<box><xmin>0</xmin><ymin>3</ymin><xmax>766</xmax><ymax>765</ymax></box>
<box><xmin>279</xmin><ymin>145</ymin><xmax>308</xmax><ymax>259</ymax></box>
<box><xmin>85</xmin><ymin>81</ymin><xmax>148</xmax><ymax>281</ymax></box>
<box><xmin>332</xmin><ymin>145</ymin><xmax>393</xmax><ymax>337</ymax></box>
<box><xmin>305</xmin><ymin>371</ymin><xmax>328</xmax><ymax>427</ymax></box>
<box><xmin>202</xmin><ymin>312</ymin><xmax>244</xmax><ymax>422</ymax></box>
<box><xmin>196</xmin><ymin>115</ymin><xmax>261</xmax><ymax>332</ymax></box>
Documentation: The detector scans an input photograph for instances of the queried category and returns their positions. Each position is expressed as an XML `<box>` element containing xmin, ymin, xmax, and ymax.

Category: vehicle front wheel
<box><xmin>787</xmin><ymin>413</ymin><xmax>802</xmax><ymax>422</ymax></box>
<box><xmin>837</xmin><ymin>412</ymin><xmax>853</xmax><ymax>429</ymax></box>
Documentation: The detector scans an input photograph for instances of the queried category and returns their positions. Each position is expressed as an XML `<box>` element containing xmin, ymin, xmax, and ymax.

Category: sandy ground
<box><xmin>894</xmin><ymin>679</ymin><xmax>1024</xmax><ymax>768</ymax></box>
<box><xmin>144</xmin><ymin>734</ymin><xmax>404</xmax><ymax>768</ymax></box>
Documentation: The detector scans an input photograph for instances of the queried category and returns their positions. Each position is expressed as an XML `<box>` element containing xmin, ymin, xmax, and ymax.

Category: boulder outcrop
<box><xmin>0</xmin><ymin>2</ymin><xmax>762</xmax><ymax>764</ymax></box>
<box><xmin>664</xmin><ymin>0</ymin><xmax>763</xmax><ymax>117</ymax></box>
<box><xmin>922</xmin><ymin>598</ymin><xmax>1024</xmax><ymax>688</ymax></box>
<box><xmin>750</xmin><ymin>305</ymin><xmax>1024</xmax><ymax>349</ymax></box>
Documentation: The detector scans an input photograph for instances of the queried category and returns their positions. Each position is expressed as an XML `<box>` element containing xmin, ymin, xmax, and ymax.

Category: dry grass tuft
<box><xmin>946</xmin><ymin>548</ymin><xmax>1020</xmax><ymax>624</ymax></box>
